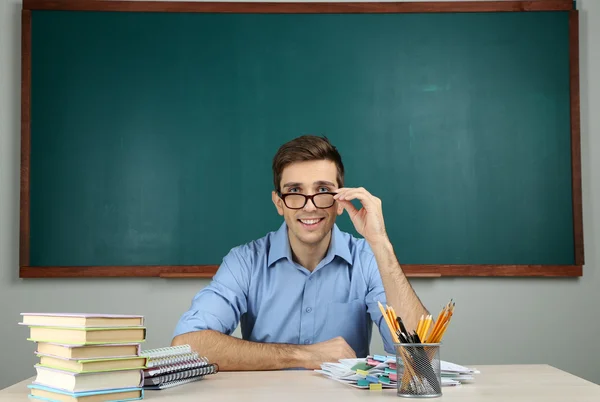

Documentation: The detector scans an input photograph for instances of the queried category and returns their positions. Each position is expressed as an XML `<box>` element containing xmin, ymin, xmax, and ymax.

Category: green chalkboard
<box><xmin>22</xmin><ymin>3</ymin><xmax>582</xmax><ymax>277</ymax></box>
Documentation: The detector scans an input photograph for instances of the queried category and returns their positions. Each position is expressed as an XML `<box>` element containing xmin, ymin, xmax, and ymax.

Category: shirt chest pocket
<box><xmin>323</xmin><ymin>299</ymin><xmax>368</xmax><ymax>345</ymax></box>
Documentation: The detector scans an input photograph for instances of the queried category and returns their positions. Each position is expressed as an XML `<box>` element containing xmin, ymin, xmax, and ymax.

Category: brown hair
<box><xmin>272</xmin><ymin>135</ymin><xmax>344</xmax><ymax>192</ymax></box>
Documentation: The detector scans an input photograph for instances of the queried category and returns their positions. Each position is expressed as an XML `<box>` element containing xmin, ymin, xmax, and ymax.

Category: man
<box><xmin>172</xmin><ymin>135</ymin><xmax>428</xmax><ymax>370</ymax></box>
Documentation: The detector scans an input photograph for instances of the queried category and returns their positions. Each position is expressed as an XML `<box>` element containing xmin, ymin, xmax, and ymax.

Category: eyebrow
<box><xmin>282</xmin><ymin>181</ymin><xmax>337</xmax><ymax>189</ymax></box>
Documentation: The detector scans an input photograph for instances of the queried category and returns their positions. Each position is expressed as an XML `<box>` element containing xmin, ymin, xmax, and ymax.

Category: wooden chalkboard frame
<box><xmin>19</xmin><ymin>0</ymin><xmax>583</xmax><ymax>278</ymax></box>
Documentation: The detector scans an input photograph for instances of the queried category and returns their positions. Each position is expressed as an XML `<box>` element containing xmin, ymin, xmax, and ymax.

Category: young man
<box><xmin>171</xmin><ymin>135</ymin><xmax>428</xmax><ymax>370</ymax></box>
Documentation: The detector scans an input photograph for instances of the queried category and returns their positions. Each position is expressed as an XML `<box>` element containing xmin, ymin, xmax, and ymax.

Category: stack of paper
<box><xmin>316</xmin><ymin>354</ymin><xmax>479</xmax><ymax>390</ymax></box>
<box><xmin>440</xmin><ymin>360</ymin><xmax>479</xmax><ymax>386</ymax></box>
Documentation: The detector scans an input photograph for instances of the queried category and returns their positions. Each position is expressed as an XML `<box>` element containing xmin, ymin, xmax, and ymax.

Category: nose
<box><xmin>303</xmin><ymin>196</ymin><xmax>318</xmax><ymax>212</ymax></box>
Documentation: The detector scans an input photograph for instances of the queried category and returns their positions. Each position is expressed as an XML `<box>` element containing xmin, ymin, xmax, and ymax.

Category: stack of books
<box><xmin>140</xmin><ymin>344</ymin><xmax>219</xmax><ymax>390</ymax></box>
<box><xmin>20</xmin><ymin>313</ymin><xmax>146</xmax><ymax>401</ymax></box>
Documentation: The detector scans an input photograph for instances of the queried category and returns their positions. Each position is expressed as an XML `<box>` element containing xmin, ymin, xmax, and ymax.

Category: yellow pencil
<box><xmin>388</xmin><ymin>305</ymin><xmax>400</xmax><ymax>332</ymax></box>
<box><xmin>386</xmin><ymin>305</ymin><xmax>398</xmax><ymax>332</ymax></box>
<box><xmin>378</xmin><ymin>301</ymin><xmax>400</xmax><ymax>343</ymax></box>
<box><xmin>422</xmin><ymin>315</ymin><xmax>433</xmax><ymax>340</ymax></box>
<box><xmin>416</xmin><ymin>314</ymin><xmax>424</xmax><ymax>338</ymax></box>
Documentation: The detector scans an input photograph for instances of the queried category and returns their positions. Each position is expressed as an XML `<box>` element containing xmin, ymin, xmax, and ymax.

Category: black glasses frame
<box><xmin>277</xmin><ymin>191</ymin><xmax>337</xmax><ymax>209</ymax></box>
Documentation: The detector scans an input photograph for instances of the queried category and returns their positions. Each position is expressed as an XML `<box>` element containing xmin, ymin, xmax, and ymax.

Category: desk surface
<box><xmin>1</xmin><ymin>365</ymin><xmax>599</xmax><ymax>401</ymax></box>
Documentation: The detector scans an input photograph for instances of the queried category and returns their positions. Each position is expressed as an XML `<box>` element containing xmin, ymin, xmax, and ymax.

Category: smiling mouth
<box><xmin>298</xmin><ymin>218</ymin><xmax>325</xmax><ymax>226</ymax></box>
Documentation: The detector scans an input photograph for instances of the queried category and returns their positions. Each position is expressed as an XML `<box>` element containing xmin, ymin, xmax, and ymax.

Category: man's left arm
<box><xmin>368</xmin><ymin>237</ymin><xmax>429</xmax><ymax>333</ymax></box>
<box><xmin>334</xmin><ymin>187</ymin><xmax>429</xmax><ymax>333</ymax></box>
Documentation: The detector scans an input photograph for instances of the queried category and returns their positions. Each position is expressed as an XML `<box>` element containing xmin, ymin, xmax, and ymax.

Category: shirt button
<box><xmin>304</xmin><ymin>339</ymin><xmax>311</xmax><ymax>344</ymax></box>
<box><xmin>306</xmin><ymin>307</ymin><xmax>312</xmax><ymax>313</ymax></box>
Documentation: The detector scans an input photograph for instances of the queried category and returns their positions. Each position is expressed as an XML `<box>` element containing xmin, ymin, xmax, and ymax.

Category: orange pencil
<box><xmin>427</xmin><ymin>301</ymin><xmax>452</xmax><ymax>343</ymax></box>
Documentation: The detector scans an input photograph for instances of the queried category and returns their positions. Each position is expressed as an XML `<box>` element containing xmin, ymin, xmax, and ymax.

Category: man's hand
<box><xmin>301</xmin><ymin>336</ymin><xmax>356</xmax><ymax>369</ymax></box>
<box><xmin>334</xmin><ymin>187</ymin><xmax>388</xmax><ymax>245</ymax></box>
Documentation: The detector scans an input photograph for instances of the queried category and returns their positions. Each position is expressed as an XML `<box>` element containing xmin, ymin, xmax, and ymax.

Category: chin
<box><xmin>293</xmin><ymin>223</ymin><xmax>333</xmax><ymax>245</ymax></box>
<box><xmin>296</xmin><ymin>232</ymin><xmax>327</xmax><ymax>245</ymax></box>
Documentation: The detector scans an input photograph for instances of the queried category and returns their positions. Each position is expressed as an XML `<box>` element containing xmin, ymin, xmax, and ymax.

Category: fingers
<box><xmin>334</xmin><ymin>187</ymin><xmax>381</xmax><ymax>208</ymax></box>
<box><xmin>337</xmin><ymin>199</ymin><xmax>359</xmax><ymax>217</ymax></box>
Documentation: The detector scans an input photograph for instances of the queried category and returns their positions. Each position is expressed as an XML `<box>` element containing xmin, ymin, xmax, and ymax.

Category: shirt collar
<box><xmin>267</xmin><ymin>221</ymin><xmax>353</xmax><ymax>267</ymax></box>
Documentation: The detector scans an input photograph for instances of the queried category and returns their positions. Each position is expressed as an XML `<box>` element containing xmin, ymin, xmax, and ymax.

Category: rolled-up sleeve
<box><xmin>172</xmin><ymin>249</ymin><xmax>250</xmax><ymax>339</ymax></box>
<box><xmin>364</xmin><ymin>254</ymin><xmax>396</xmax><ymax>355</ymax></box>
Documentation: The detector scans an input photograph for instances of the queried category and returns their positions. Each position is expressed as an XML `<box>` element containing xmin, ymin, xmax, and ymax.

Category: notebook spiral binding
<box><xmin>146</xmin><ymin>364</ymin><xmax>219</xmax><ymax>386</ymax></box>
<box><xmin>146</xmin><ymin>356</ymin><xmax>210</xmax><ymax>376</ymax></box>
<box><xmin>141</xmin><ymin>345</ymin><xmax>192</xmax><ymax>359</ymax></box>
<box><xmin>144</xmin><ymin>352</ymin><xmax>200</xmax><ymax>368</ymax></box>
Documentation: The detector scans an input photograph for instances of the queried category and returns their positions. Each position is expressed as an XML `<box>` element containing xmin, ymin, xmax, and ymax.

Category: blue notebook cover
<box><xmin>27</xmin><ymin>384</ymin><xmax>143</xmax><ymax>402</ymax></box>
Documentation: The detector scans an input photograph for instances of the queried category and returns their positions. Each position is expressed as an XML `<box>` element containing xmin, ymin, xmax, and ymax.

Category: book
<box><xmin>26</xmin><ymin>326</ymin><xmax>146</xmax><ymax>345</ymax></box>
<box><xmin>21</xmin><ymin>313</ymin><xmax>144</xmax><ymax>328</ymax></box>
<box><xmin>35</xmin><ymin>343</ymin><xmax>141</xmax><ymax>359</ymax></box>
<box><xmin>27</xmin><ymin>384</ymin><xmax>143</xmax><ymax>402</ymax></box>
<box><xmin>33</xmin><ymin>365</ymin><xmax>143</xmax><ymax>393</ymax></box>
<box><xmin>37</xmin><ymin>354</ymin><xmax>146</xmax><ymax>373</ymax></box>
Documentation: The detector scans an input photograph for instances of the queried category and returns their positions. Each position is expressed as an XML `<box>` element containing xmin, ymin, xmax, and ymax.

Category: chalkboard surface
<box><xmin>20</xmin><ymin>1</ymin><xmax>582</xmax><ymax>277</ymax></box>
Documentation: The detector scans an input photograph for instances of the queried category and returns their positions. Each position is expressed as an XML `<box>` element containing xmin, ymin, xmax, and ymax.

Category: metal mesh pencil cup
<box><xmin>394</xmin><ymin>343</ymin><xmax>442</xmax><ymax>398</ymax></box>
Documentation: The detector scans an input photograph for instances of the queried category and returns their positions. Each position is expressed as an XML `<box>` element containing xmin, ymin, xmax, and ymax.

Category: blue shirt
<box><xmin>173</xmin><ymin>222</ymin><xmax>395</xmax><ymax>358</ymax></box>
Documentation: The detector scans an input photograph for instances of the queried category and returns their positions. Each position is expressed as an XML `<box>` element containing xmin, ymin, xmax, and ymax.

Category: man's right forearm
<box><xmin>171</xmin><ymin>330</ymin><xmax>309</xmax><ymax>371</ymax></box>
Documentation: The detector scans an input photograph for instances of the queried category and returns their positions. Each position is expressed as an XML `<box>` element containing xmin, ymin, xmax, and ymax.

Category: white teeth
<box><xmin>300</xmin><ymin>219</ymin><xmax>321</xmax><ymax>225</ymax></box>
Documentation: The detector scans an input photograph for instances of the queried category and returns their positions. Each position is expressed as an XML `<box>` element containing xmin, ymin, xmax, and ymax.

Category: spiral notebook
<box><xmin>143</xmin><ymin>364</ymin><xmax>219</xmax><ymax>386</ymax></box>
<box><xmin>140</xmin><ymin>345</ymin><xmax>192</xmax><ymax>359</ymax></box>
<box><xmin>143</xmin><ymin>356</ymin><xmax>211</xmax><ymax>377</ymax></box>
<box><xmin>145</xmin><ymin>376</ymin><xmax>205</xmax><ymax>390</ymax></box>
<box><xmin>140</xmin><ymin>345</ymin><xmax>218</xmax><ymax>390</ymax></box>
<box><xmin>141</xmin><ymin>345</ymin><xmax>199</xmax><ymax>368</ymax></box>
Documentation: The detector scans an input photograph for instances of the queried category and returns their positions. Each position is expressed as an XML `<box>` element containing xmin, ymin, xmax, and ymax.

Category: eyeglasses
<box><xmin>277</xmin><ymin>192</ymin><xmax>337</xmax><ymax>209</ymax></box>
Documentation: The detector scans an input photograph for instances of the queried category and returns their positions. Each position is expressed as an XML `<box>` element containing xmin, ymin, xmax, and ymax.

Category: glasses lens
<box><xmin>313</xmin><ymin>193</ymin><xmax>335</xmax><ymax>208</ymax></box>
<box><xmin>284</xmin><ymin>194</ymin><xmax>307</xmax><ymax>209</ymax></box>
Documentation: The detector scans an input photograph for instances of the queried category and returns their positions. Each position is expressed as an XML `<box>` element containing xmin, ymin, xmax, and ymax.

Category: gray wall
<box><xmin>1</xmin><ymin>0</ymin><xmax>598</xmax><ymax>390</ymax></box>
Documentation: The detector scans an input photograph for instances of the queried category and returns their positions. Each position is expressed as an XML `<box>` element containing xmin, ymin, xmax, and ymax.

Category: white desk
<box><xmin>1</xmin><ymin>365</ymin><xmax>599</xmax><ymax>401</ymax></box>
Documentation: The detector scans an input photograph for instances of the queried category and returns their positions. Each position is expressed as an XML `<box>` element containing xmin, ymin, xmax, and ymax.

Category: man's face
<box><xmin>272</xmin><ymin>160</ymin><xmax>344</xmax><ymax>248</ymax></box>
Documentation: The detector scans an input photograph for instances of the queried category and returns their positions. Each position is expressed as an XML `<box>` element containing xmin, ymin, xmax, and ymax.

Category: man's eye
<box><xmin>318</xmin><ymin>187</ymin><xmax>330</xmax><ymax>192</ymax></box>
<box><xmin>288</xmin><ymin>188</ymin><xmax>300</xmax><ymax>193</ymax></box>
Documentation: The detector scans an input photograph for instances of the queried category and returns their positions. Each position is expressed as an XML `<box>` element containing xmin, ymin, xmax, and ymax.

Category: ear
<box><xmin>272</xmin><ymin>191</ymin><xmax>284</xmax><ymax>216</ymax></box>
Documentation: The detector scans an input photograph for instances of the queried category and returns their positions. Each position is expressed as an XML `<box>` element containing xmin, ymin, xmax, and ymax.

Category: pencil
<box><xmin>386</xmin><ymin>305</ymin><xmax>399</xmax><ymax>332</ymax></box>
<box><xmin>388</xmin><ymin>305</ymin><xmax>400</xmax><ymax>332</ymax></box>
<box><xmin>378</xmin><ymin>301</ymin><xmax>400</xmax><ymax>343</ymax></box>
<box><xmin>426</xmin><ymin>301</ymin><xmax>454</xmax><ymax>343</ymax></box>
<box><xmin>421</xmin><ymin>315</ymin><xmax>432</xmax><ymax>340</ymax></box>
<box><xmin>416</xmin><ymin>314</ymin><xmax>424</xmax><ymax>338</ymax></box>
